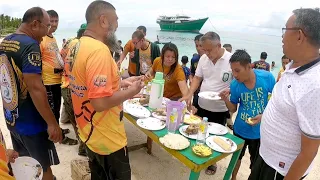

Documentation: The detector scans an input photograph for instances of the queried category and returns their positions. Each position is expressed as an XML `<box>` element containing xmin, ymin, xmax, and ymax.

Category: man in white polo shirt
<box><xmin>180</xmin><ymin>31</ymin><xmax>232</xmax><ymax>175</ymax></box>
<box><xmin>249</xmin><ymin>8</ymin><xmax>320</xmax><ymax>180</ymax></box>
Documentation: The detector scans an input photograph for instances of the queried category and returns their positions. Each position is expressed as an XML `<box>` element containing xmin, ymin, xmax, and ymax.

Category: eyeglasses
<box><xmin>282</xmin><ymin>27</ymin><xmax>306</xmax><ymax>36</ymax></box>
<box><xmin>37</xmin><ymin>20</ymin><xmax>51</xmax><ymax>32</ymax></box>
<box><xmin>133</xmin><ymin>38</ymin><xmax>142</xmax><ymax>46</ymax></box>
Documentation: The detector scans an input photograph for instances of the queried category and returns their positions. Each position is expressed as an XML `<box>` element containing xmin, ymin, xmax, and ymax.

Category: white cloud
<box><xmin>0</xmin><ymin>0</ymin><xmax>319</xmax><ymax>30</ymax></box>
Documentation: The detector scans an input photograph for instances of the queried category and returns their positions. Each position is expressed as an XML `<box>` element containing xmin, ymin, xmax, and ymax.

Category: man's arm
<box><xmin>24</xmin><ymin>74</ymin><xmax>58</xmax><ymax>127</ymax></box>
<box><xmin>90</xmin><ymin>86</ymin><xmax>142</xmax><ymax>112</ymax></box>
<box><xmin>188</xmin><ymin>75</ymin><xmax>202</xmax><ymax>95</ymax></box>
<box><xmin>284</xmin><ymin>134</ymin><xmax>320</xmax><ymax>180</ymax></box>
<box><xmin>224</xmin><ymin>98</ymin><xmax>238</xmax><ymax>113</ymax></box>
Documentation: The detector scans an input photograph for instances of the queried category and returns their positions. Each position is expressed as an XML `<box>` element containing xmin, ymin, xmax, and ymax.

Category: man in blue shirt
<box><xmin>220</xmin><ymin>49</ymin><xmax>275</xmax><ymax>180</ymax></box>
<box><xmin>0</xmin><ymin>7</ymin><xmax>62</xmax><ymax>180</ymax></box>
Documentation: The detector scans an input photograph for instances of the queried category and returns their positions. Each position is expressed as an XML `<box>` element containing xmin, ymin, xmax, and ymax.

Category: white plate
<box><xmin>206</xmin><ymin>136</ymin><xmax>237</xmax><ymax>153</ymax></box>
<box><xmin>207</xmin><ymin>123</ymin><xmax>228</xmax><ymax>135</ymax></box>
<box><xmin>123</xmin><ymin>98</ymin><xmax>141</xmax><ymax>113</ymax></box>
<box><xmin>179</xmin><ymin>125</ymin><xmax>209</xmax><ymax>140</ymax></box>
<box><xmin>125</xmin><ymin>104</ymin><xmax>151</xmax><ymax>118</ymax></box>
<box><xmin>152</xmin><ymin>112</ymin><xmax>167</xmax><ymax>121</ymax></box>
<box><xmin>137</xmin><ymin>117</ymin><xmax>166</xmax><ymax>131</ymax></box>
<box><xmin>11</xmin><ymin>156</ymin><xmax>43</xmax><ymax>180</ymax></box>
<box><xmin>159</xmin><ymin>134</ymin><xmax>190</xmax><ymax>150</ymax></box>
<box><xmin>198</xmin><ymin>91</ymin><xmax>221</xmax><ymax>100</ymax></box>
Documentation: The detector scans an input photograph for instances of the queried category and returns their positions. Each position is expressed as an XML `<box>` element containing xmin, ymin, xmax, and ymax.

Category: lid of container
<box><xmin>203</xmin><ymin>117</ymin><xmax>208</xmax><ymax>122</ymax></box>
<box><xmin>152</xmin><ymin>72</ymin><xmax>165</xmax><ymax>84</ymax></box>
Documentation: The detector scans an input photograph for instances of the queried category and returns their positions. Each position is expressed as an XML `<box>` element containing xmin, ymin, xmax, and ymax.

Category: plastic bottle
<box><xmin>167</xmin><ymin>108</ymin><xmax>178</xmax><ymax>134</ymax></box>
<box><xmin>196</xmin><ymin>117</ymin><xmax>208</xmax><ymax>145</ymax></box>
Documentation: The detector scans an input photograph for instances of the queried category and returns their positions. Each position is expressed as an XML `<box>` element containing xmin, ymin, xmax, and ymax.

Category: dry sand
<box><xmin>0</xmin><ymin>38</ymin><xmax>319</xmax><ymax>179</ymax></box>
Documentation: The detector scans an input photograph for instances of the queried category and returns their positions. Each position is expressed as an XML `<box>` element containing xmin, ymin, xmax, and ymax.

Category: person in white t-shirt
<box><xmin>180</xmin><ymin>31</ymin><xmax>232</xmax><ymax>175</ymax></box>
<box><xmin>249</xmin><ymin>8</ymin><xmax>320</xmax><ymax>180</ymax></box>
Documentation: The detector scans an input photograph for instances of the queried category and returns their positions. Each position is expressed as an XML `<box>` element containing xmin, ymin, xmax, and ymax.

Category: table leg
<box><xmin>147</xmin><ymin>137</ymin><xmax>153</xmax><ymax>154</ymax></box>
<box><xmin>223</xmin><ymin>148</ymin><xmax>242</xmax><ymax>180</ymax></box>
<box><xmin>189</xmin><ymin>171</ymin><xmax>200</xmax><ymax>180</ymax></box>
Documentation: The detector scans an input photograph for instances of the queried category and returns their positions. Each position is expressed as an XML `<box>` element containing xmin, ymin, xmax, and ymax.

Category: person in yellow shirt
<box><xmin>117</xmin><ymin>26</ymin><xmax>148</xmax><ymax>76</ymax></box>
<box><xmin>131</xmin><ymin>30</ymin><xmax>160</xmax><ymax>76</ymax></box>
<box><xmin>67</xmin><ymin>1</ymin><xmax>144</xmax><ymax>179</ymax></box>
<box><xmin>40</xmin><ymin>10</ymin><xmax>76</xmax><ymax>145</ymax></box>
<box><xmin>276</xmin><ymin>55</ymin><xmax>291</xmax><ymax>82</ymax></box>
<box><xmin>0</xmin><ymin>129</ymin><xmax>18</xmax><ymax>180</ymax></box>
<box><xmin>60</xmin><ymin>23</ymin><xmax>87</xmax><ymax>155</ymax></box>
<box><xmin>145</xmin><ymin>43</ymin><xmax>189</xmax><ymax>100</ymax></box>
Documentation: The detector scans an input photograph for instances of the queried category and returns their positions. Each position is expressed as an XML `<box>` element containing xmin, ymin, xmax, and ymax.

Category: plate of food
<box><xmin>179</xmin><ymin>125</ymin><xmax>209</xmax><ymax>140</ymax></box>
<box><xmin>125</xmin><ymin>104</ymin><xmax>151</xmax><ymax>118</ymax></box>
<box><xmin>11</xmin><ymin>156</ymin><xmax>43</xmax><ymax>180</ymax></box>
<box><xmin>159</xmin><ymin>133</ymin><xmax>190</xmax><ymax>150</ymax></box>
<box><xmin>192</xmin><ymin>144</ymin><xmax>212</xmax><ymax>157</ymax></box>
<box><xmin>206</xmin><ymin>136</ymin><xmax>237</xmax><ymax>153</ymax></box>
<box><xmin>152</xmin><ymin>107</ymin><xmax>167</xmax><ymax>121</ymax></box>
<box><xmin>184</xmin><ymin>114</ymin><xmax>202</xmax><ymax>125</ymax></box>
<box><xmin>207</xmin><ymin>122</ymin><xmax>228</xmax><ymax>135</ymax></box>
<box><xmin>137</xmin><ymin>117</ymin><xmax>166</xmax><ymax>131</ymax></box>
<box><xmin>198</xmin><ymin>91</ymin><xmax>221</xmax><ymax>100</ymax></box>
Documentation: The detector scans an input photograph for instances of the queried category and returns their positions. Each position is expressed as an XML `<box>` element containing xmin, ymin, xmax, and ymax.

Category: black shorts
<box><xmin>86</xmin><ymin>145</ymin><xmax>131</xmax><ymax>180</ymax></box>
<box><xmin>196</xmin><ymin>107</ymin><xmax>228</xmax><ymax>126</ymax></box>
<box><xmin>233</xmin><ymin>132</ymin><xmax>260</xmax><ymax>169</ymax></box>
<box><xmin>249</xmin><ymin>155</ymin><xmax>306</xmax><ymax>180</ymax></box>
<box><xmin>45</xmin><ymin>84</ymin><xmax>62</xmax><ymax>122</ymax></box>
<box><xmin>10</xmin><ymin>131</ymin><xmax>59</xmax><ymax>172</ymax></box>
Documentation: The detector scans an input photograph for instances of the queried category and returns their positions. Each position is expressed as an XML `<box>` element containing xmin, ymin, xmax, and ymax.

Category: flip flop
<box><xmin>205</xmin><ymin>165</ymin><xmax>217</xmax><ymax>175</ymax></box>
<box><xmin>61</xmin><ymin>137</ymin><xmax>78</xmax><ymax>145</ymax></box>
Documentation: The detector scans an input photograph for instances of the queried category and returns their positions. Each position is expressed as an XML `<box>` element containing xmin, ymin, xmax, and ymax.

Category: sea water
<box><xmin>54</xmin><ymin>27</ymin><xmax>283</xmax><ymax>78</ymax></box>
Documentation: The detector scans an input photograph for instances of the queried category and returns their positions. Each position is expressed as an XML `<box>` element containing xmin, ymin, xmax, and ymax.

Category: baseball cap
<box><xmin>77</xmin><ymin>23</ymin><xmax>87</xmax><ymax>33</ymax></box>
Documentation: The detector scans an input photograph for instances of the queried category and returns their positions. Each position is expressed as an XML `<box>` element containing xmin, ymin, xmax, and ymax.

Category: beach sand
<box><xmin>0</xmin><ymin>38</ymin><xmax>319</xmax><ymax>180</ymax></box>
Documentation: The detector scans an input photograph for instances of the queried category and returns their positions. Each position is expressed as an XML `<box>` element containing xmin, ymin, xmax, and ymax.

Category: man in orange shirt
<box><xmin>41</xmin><ymin>10</ymin><xmax>77</xmax><ymax>145</ymax></box>
<box><xmin>117</xmin><ymin>26</ymin><xmax>147</xmax><ymax>76</ymax></box>
<box><xmin>67</xmin><ymin>1</ymin><xmax>144</xmax><ymax>179</ymax></box>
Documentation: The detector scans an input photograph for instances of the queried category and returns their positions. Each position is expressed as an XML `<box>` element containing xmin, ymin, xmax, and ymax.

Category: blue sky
<box><xmin>0</xmin><ymin>0</ymin><xmax>318</xmax><ymax>31</ymax></box>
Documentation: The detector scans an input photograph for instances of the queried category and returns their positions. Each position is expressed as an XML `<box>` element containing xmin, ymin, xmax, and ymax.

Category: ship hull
<box><xmin>157</xmin><ymin>18</ymin><xmax>208</xmax><ymax>33</ymax></box>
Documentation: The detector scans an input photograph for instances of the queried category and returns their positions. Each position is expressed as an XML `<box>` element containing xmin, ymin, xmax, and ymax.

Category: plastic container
<box><xmin>196</xmin><ymin>117</ymin><xmax>208</xmax><ymax>145</ymax></box>
<box><xmin>167</xmin><ymin>108</ymin><xmax>178</xmax><ymax>134</ymax></box>
<box><xmin>166</xmin><ymin>101</ymin><xmax>185</xmax><ymax>129</ymax></box>
<box><xmin>149</xmin><ymin>72</ymin><xmax>165</xmax><ymax>109</ymax></box>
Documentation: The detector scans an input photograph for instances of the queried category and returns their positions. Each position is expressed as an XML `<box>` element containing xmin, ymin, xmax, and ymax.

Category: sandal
<box><xmin>62</xmin><ymin>128</ymin><xmax>70</xmax><ymax>135</ymax></box>
<box><xmin>227</xmin><ymin>124</ymin><xmax>234</xmax><ymax>130</ymax></box>
<box><xmin>61</xmin><ymin>137</ymin><xmax>78</xmax><ymax>145</ymax></box>
<box><xmin>205</xmin><ymin>165</ymin><xmax>217</xmax><ymax>175</ymax></box>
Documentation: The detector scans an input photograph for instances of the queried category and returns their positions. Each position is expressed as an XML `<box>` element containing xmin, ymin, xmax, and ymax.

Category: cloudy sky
<box><xmin>0</xmin><ymin>0</ymin><xmax>318</xmax><ymax>31</ymax></box>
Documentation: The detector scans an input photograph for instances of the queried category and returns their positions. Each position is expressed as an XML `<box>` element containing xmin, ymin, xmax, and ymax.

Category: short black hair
<box><xmin>229</xmin><ymin>49</ymin><xmax>252</xmax><ymax>66</ymax></box>
<box><xmin>181</xmin><ymin>56</ymin><xmax>188</xmax><ymax>64</ymax></box>
<box><xmin>47</xmin><ymin>10</ymin><xmax>58</xmax><ymax>18</ymax></box>
<box><xmin>282</xmin><ymin>55</ymin><xmax>288</xmax><ymax>59</ymax></box>
<box><xmin>132</xmin><ymin>30</ymin><xmax>144</xmax><ymax>40</ymax></box>
<box><xmin>260</xmin><ymin>52</ymin><xmax>268</xmax><ymax>59</ymax></box>
<box><xmin>22</xmin><ymin>7</ymin><xmax>44</xmax><ymax>23</ymax></box>
<box><xmin>85</xmin><ymin>0</ymin><xmax>115</xmax><ymax>23</ymax></box>
<box><xmin>137</xmin><ymin>26</ymin><xmax>147</xmax><ymax>34</ymax></box>
<box><xmin>223</xmin><ymin>44</ymin><xmax>232</xmax><ymax>48</ymax></box>
<box><xmin>194</xmin><ymin>34</ymin><xmax>203</xmax><ymax>41</ymax></box>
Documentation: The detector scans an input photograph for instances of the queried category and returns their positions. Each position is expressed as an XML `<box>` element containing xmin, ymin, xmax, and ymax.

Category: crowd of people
<box><xmin>0</xmin><ymin>1</ymin><xmax>319</xmax><ymax>180</ymax></box>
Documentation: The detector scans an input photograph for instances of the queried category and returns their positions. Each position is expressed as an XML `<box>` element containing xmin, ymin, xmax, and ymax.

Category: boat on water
<box><xmin>156</xmin><ymin>15</ymin><xmax>208</xmax><ymax>33</ymax></box>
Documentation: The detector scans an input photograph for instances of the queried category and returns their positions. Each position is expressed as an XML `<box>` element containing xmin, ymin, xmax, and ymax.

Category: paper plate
<box><xmin>11</xmin><ymin>156</ymin><xmax>43</xmax><ymax>180</ymax></box>
<box><xmin>152</xmin><ymin>112</ymin><xmax>167</xmax><ymax>121</ymax></box>
<box><xmin>207</xmin><ymin>122</ymin><xmax>228</xmax><ymax>135</ymax></box>
<box><xmin>179</xmin><ymin>125</ymin><xmax>209</xmax><ymax>140</ymax></box>
<box><xmin>125</xmin><ymin>104</ymin><xmax>151</xmax><ymax>118</ymax></box>
<box><xmin>137</xmin><ymin>117</ymin><xmax>166</xmax><ymax>131</ymax></box>
<box><xmin>206</xmin><ymin>136</ymin><xmax>237</xmax><ymax>153</ymax></box>
<box><xmin>198</xmin><ymin>91</ymin><xmax>221</xmax><ymax>100</ymax></box>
